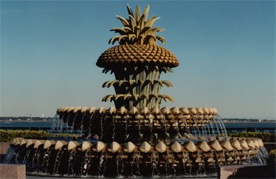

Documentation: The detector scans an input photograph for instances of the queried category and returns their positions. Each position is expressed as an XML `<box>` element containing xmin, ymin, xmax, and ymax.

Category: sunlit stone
<box><xmin>188</xmin><ymin>107</ymin><xmax>197</xmax><ymax>115</ymax></box>
<box><xmin>135</xmin><ymin>114</ymin><xmax>143</xmax><ymax>119</ymax></box>
<box><xmin>68</xmin><ymin>107</ymin><xmax>75</xmax><ymax>113</ymax></box>
<box><xmin>171</xmin><ymin>142</ymin><xmax>182</xmax><ymax>153</ymax></box>
<box><xmin>119</xmin><ymin>106</ymin><xmax>127</xmax><ymax>115</ymax></box>
<box><xmin>196</xmin><ymin>141</ymin><xmax>210</xmax><ymax>152</ymax></box>
<box><xmin>161</xmin><ymin>107</ymin><xmax>170</xmax><ymax>114</ymax></box>
<box><xmin>152</xmin><ymin>106</ymin><xmax>160</xmax><ymax>114</ymax></box>
<box><xmin>220</xmin><ymin>140</ymin><xmax>234</xmax><ymax>151</ymax></box>
<box><xmin>89</xmin><ymin>107</ymin><xmax>97</xmax><ymax>114</ymax></box>
<box><xmin>253</xmin><ymin>139</ymin><xmax>260</xmax><ymax>148</ymax></box>
<box><xmin>44</xmin><ymin>140</ymin><xmax>56</xmax><ymax>149</ymax></box>
<box><xmin>13</xmin><ymin>138</ymin><xmax>24</xmax><ymax>146</ymax></box>
<box><xmin>10</xmin><ymin>138</ymin><xmax>16</xmax><ymax>145</ymax></box>
<box><xmin>208</xmin><ymin>108</ymin><xmax>214</xmax><ymax>114</ymax></box>
<box><xmin>141</xmin><ymin>107</ymin><xmax>149</xmax><ymax>114</ymax></box>
<box><xmin>170</xmin><ymin>107</ymin><xmax>180</xmax><ymax>114</ymax></box>
<box><xmin>68</xmin><ymin>141</ymin><xmax>80</xmax><ymax>151</ymax></box>
<box><xmin>73</xmin><ymin>107</ymin><xmax>82</xmax><ymax>113</ymax></box>
<box><xmin>81</xmin><ymin>107</ymin><xmax>90</xmax><ymax>113</ymax></box>
<box><xmin>179</xmin><ymin>107</ymin><xmax>189</xmax><ymax>114</ymax></box>
<box><xmin>20</xmin><ymin>139</ymin><xmax>28</xmax><ymax>146</ymax></box>
<box><xmin>184</xmin><ymin>141</ymin><xmax>197</xmax><ymax>152</ymax></box>
<box><xmin>61</xmin><ymin>107</ymin><xmax>69</xmax><ymax>112</ymax></box>
<box><xmin>155</xmin><ymin>141</ymin><xmax>167</xmax><ymax>153</ymax></box>
<box><xmin>257</xmin><ymin>138</ymin><xmax>264</xmax><ymax>147</ymax></box>
<box><xmin>210</xmin><ymin>108</ymin><xmax>217</xmax><ymax>115</ymax></box>
<box><xmin>110</xmin><ymin>141</ymin><xmax>121</xmax><ymax>153</ymax></box>
<box><xmin>246</xmin><ymin>139</ymin><xmax>255</xmax><ymax>149</ymax></box>
<box><xmin>147</xmin><ymin>114</ymin><xmax>154</xmax><ymax>119</ymax></box>
<box><xmin>249</xmin><ymin>150</ymin><xmax>256</xmax><ymax>155</ymax></box>
<box><xmin>202</xmin><ymin>107</ymin><xmax>210</xmax><ymax>114</ymax></box>
<box><xmin>230</xmin><ymin>140</ymin><xmax>242</xmax><ymax>150</ymax></box>
<box><xmin>57</xmin><ymin>108</ymin><xmax>63</xmax><ymax>114</ymax></box>
<box><xmin>34</xmin><ymin>140</ymin><xmax>45</xmax><ymax>149</ymax></box>
<box><xmin>14</xmin><ymin>137</ymin><xmax>24</xmax><ymax>145</ymax></box>
<box><xmin>108</xmin><ymin>106</ymin><xmax>117</xmax><ymax>114</ymax></box>
<box><xmin>196</xmin><ymin>107</ymin><xmax>204</xmax><ymax>115</ymax></box>
<box><xmin>126</xmin><ymin>142</ymin><xmax>136</xmax><ymax>153</ymax></box>
<box><xmin>140</xmin><ymin>142</ymin><xmax>151</xmax><ymax>153</ymax></box>
<box><xmin>239</xmin><ymin>139</ymin><xmax>249</xmax><ymax>150</ymax></box>
<box><xmin>96</xmin><ymin>141</ymin><xmax>106</xmax><ymax>152</ymax></box>
<box><xmin>26</xmin><ymin>139</ymin><xmax>36</xmax><ymax>148</ymax></box>
<box><xmin>82</xmin><ymin>141</ymin><xmax>92</xmax><ymax>151</ymax></box>
<box><xmin>99</xmin><ymin>107</ymin><xmax>107</xmax><ymax>114</ymax></box>
<box><xmin>55</xmin><ymin>140</ymin><xmax>68</xmax><ymax>150</ymax></box>
<box><xmin>129</xmin><ymin>107</ymin><xmax>138</xmax><ymax>114</ymax></box>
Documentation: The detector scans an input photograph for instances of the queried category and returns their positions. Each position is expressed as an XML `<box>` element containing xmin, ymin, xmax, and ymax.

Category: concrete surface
<box><xmin>0</xmin><ymin>164</ymin><xmax>26</xmax><ymax>179</ymax></box>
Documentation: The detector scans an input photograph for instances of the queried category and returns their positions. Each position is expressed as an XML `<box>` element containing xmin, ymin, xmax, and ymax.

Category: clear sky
<box><xmin>1</xmin><ymin>0</ymin><xmax>275</xmax><ymax>119</ymax></box>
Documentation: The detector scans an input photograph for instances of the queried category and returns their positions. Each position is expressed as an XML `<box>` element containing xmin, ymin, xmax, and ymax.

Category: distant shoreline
<box><xmin>0</xmin><ymin>120</ymin><xmax>51</xmax><ymax>122</ymax></box>
<box><xmin>223</xmin><ymin>121</ymin><xmax>276</xmax><ymax>124</ymax></box>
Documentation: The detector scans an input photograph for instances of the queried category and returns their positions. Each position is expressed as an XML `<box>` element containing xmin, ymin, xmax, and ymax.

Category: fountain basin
<box><xmin>5</xmin><ymin>137</ymin><xmax>267</xmax><ymax>177</ymax></box>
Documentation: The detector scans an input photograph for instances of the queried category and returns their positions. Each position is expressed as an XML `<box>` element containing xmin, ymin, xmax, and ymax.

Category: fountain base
<box><xmin>4</xmin><ymin>136</ymin><xmax>268</xmax><ymax>178</ymax></box>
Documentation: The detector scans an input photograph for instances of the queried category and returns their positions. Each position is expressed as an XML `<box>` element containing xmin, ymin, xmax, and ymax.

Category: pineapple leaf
<box><xmin>129</xmin><ymin>15</ymin><xmax>136</xmax><ymax>31</ymax></box>
<box><xmin>102</xmin><ymin>81</ymin><xmax>111</xmax><ymax>88</ymax></box>
<box><xmin>111</xmin><ymin>28</ymin><xmax>128</xmax><ymax>35</ymax></box>
<box><xmin>118</xmin><ymin>35</ymin><xmax>128</xmax><ymax>43</ymax></box>
<box><xmin>102</xmin><ymin>95</ymin><xmax>113</xmax><ymax>102</ymax></box>
<box><xmin>134</xmin><ymin>4</ymin><xmax>141</xmax><ymax>22</ymax></box>
<box><xmin>124</xmin><ymin>94</ymin><xmax>131</xmax><ymax>100</ymax></box>
<box><xmin>139</xmin><ymin>14</ymin><xmax>145</xmax><ymax>30</ymax></box>
<box><xmin>110</xmin><ymin>5</ymin><xmax>167</xmax><ymax>45</ymax></box>
<box><xmin>156</xmin><ymin>36</ymin><xmax>167</xmax><ymax>44</ymax></box>
<box><xmin>116</xmin><ymin>15</ymin><xmax>129</xmax><ymax>26</ymax></box>
<box><xmin>155</xmin><ymin>80</ymin><xmax>164</xmax><ymax>88</ymax></box>
<box><xmin>140</xmin><ymin>26</ymin><xmax>151</xmax><ymax>35</ymax></box>
<box><xmin>109</xmin><ymin>36</ymin><xmax>120</xmax><ymax>44</ymax></box>
<box><xmin>126</xmin><ymin>4</ymin><xmax>134</xmax><ymax>17</ymax></box>
<box><xmin>162</xmin><ymin>81</ymin><xmax>173</xmax><ymax>87</ymax></box>
<box><xmin>164</xmin><ymin>95</ymin><xmax>174</xmax><ymax>102</ymax></box>
<box><xmin>145</xmin><ymin>15</ymin><xmax>158</xmax><ymax>27</ymax></box>
<box><xmin>143</xmin><ymin>5</ymin><xmax>150</xmax><ymax>21</ymax></box>
<box><xmin>115</xmin><ymin>94</ymin><xmax>124</xmax><ymax>100</ymax></box>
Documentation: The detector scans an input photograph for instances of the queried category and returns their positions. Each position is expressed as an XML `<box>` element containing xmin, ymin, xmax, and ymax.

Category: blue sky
<box><xmin>1</xmin><ymin>1</ymin><xmax>275</xmax><ymax>119</ymax></box>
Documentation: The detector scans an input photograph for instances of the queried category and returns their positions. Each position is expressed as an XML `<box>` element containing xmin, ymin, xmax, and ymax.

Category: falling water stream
<box><xmin>3</xmin><ymin>109</ymin><xmax>268</xmax><ymax>178</ymax></box>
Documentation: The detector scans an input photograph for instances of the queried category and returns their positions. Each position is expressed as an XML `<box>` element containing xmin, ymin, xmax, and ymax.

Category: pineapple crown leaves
<box><xmin>109</xmin><ymin>4</ymin><xmax>167</xmax><ymax>45</ymax></box>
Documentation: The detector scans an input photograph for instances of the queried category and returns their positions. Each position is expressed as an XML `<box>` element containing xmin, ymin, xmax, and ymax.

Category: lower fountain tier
<box><xmin>6</xmin><ymin>137</ymin><xmax>267</xmax><ymax>177</ymax></box>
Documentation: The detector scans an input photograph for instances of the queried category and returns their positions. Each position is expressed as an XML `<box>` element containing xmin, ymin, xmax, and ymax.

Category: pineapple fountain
<box><xmin>4</xmin><ymin>5</ymin><xmax>267</xmax><ymax>178</ymax></box>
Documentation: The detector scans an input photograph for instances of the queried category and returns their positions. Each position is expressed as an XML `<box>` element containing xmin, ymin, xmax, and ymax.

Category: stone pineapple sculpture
<box><xmin>97</xmin><ymin>5</ymin><xmax>179</xmax><ymax>110</ymax></box>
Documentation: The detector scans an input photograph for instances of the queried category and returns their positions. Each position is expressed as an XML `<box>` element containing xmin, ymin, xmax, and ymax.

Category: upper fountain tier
<box><xmin>96</xmin><ymin>5</ymin><xmax>179</xmax><ymax>110</ymax></box>
<box><xmin>97</xmin><ymin>44</ymin><xmax>179</xmax><ymax>68</ymax></box>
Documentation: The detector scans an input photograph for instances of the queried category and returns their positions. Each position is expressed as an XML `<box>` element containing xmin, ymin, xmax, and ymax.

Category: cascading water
<box><xmin>4</xmin><ymin>106</ymin><xmax>268</xmax><ymax>177</ymax></box>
